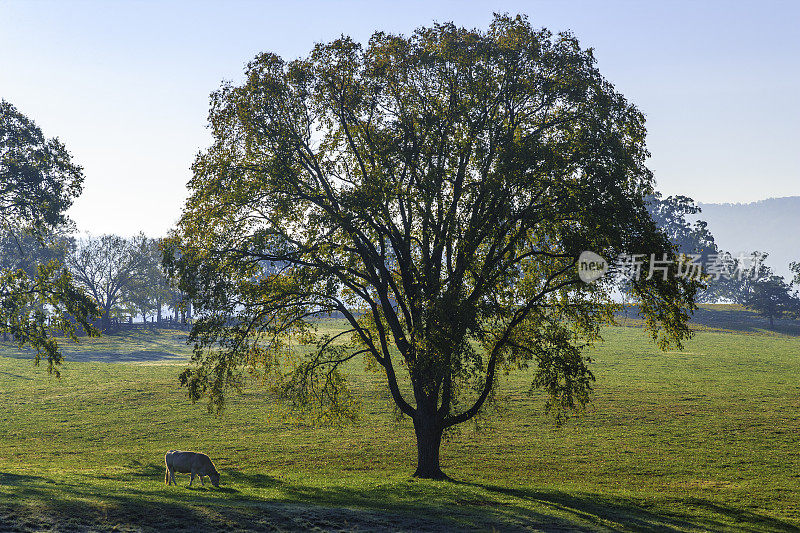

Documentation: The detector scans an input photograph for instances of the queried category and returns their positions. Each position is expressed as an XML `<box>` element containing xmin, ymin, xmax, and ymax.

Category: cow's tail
<box><xmin>165</xmin><ymin>453</ymin><xmax>171</xmax><ymax>485</ymax></box>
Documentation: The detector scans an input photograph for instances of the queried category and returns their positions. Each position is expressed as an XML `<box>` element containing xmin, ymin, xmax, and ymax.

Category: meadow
<box><xmin>0</xmin><ymin>309</ymin><xmax>798</xmax><ymax>532</ymax></box>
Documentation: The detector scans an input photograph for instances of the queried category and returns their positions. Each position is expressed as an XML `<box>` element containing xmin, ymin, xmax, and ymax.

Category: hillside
<box><xmin>1</xmin><ymin>319</ymin><xmax>799</xmax><ymax>531</ymax></box>
<box><xmin>695</xmin><ymin>196</ymin><xmax>800</xmax><ymax>280</ymax></box>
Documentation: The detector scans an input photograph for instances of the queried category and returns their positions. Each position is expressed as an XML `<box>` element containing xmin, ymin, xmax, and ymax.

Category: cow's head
<box><xmin>210</xmin><ymin>471</ymin><xmax>220</xmax><ymax>488</ymax></box>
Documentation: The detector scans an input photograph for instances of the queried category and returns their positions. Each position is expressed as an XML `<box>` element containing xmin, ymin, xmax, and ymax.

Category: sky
<box><xmin>1</xmin><ymin>0</ymin><xmax>798</xmax><ymax>237</ymax></box>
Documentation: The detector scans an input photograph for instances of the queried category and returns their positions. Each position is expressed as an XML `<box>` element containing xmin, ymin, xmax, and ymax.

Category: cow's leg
<box><xmin>200</xmin><ymin>475</ymin><xmax>205</xmax><ymax>486</ymax></box>
<box><xmin>189</xmin><ymin>472</ymin><xmax>194</xmax><ymax>486</ymax></box>
<box><xmin>170</xmin><ymin>468</ymin><xmax>176</xmax><ymax>486</ymax></box>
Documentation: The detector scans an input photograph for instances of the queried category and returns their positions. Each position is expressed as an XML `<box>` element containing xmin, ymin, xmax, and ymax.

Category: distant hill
<box><xmin>617</xmin><ymin>303</ymin><xmax>800</xmax><ymax>336</ymax></box>
<box><xmin>694</xmin><ymin>196</ymin><xmax>800</xmax><ymax>280</ymax></box>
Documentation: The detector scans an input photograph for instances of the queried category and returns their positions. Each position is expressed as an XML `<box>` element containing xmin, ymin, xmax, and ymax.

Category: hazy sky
<box><xmin>1</xmin><ymin>0</ymin><xmax>798</xmax><ymax>237</ymax></box>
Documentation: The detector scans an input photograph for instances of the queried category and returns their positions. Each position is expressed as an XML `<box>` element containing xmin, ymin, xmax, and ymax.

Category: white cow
<box><xmin>165</xmin><ymin>450</ymin><xmax>220</xmax><ymax>487</ymax></box>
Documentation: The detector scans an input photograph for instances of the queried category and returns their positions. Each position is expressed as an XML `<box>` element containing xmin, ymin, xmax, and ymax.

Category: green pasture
<box><xmin>0</xmin><ymin>316</ymin><xmax>798</xmax><ymax>531</ymax></box>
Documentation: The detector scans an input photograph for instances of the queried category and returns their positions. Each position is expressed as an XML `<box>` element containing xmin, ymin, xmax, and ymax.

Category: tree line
<box><xmin>5</xmin><ymin>191</ymin><xmax>796</xmax><ymax>339</ymax></box>
<box><xmin>646</xmin><ymin>192</ymin><xmax>800</xmax><ymax>327</ymax></box>
<box><xmin>0</xmin><ymin>226</ymin><xmax>189</xmax><ymax>334</ymax></box>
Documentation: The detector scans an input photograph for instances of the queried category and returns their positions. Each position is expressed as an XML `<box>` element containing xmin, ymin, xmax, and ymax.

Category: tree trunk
<box><xmin>412</xmin><ymin>413</ymin><xmax>447</xmax><ymax>479</ymax></box>
<box><xmin>769</xmin><ymin>315</ymin><xmax>774</xmax><ymax>328</ymax></box>
<box><xmin>102</xmin><ymin>309</ymin><xmax>111</xmax><ymax>332</ymax></box>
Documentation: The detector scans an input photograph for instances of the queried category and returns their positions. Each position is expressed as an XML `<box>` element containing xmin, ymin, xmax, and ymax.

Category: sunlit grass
<box><xmin>0</xmin><ymin>316</ymin><xmax>798</xmax><ymax>531</ymax></box>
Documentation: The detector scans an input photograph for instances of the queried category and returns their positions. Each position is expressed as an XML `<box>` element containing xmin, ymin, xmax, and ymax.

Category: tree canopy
<box><xmin>645</xmin><ymin>193</ymin><xmax>716</xmax><ymax>259</ymax></box>
<box><xmin>127</xmin><ymin>237</ymin><xmax>173</xmax><ymax>324</ymax></box>
<box><xmin>731</xmin><ymin>256</ymin><xmax>800</xmax><ymax>328</ymax></box>
<box><xmin>0</xmin><ymin>101</ymin><xmax>83</xmax><ymax>230</ymax></box>
<box><xmin>68</xmin><ymin>233</ymin><xmax>149</xmax><ymax>331</ymax></box>
<box><xmin>0</xmin><ymin>223</ymin><xmax>72</xmax><ymax>276</ymax></box>
<box><xmin>0</xmin><ymin>100</ymin><xmax>97</xmax><ymax>373</ymax></box>
<box><xmin>167</xmin><ymin>15</ymin><xmax>699</xmax><ymax>479</ymax></box>
<box><xmin>743</xmin><ymin>272</ymin><xmax>798</xmax><ymax>328</ymax></box>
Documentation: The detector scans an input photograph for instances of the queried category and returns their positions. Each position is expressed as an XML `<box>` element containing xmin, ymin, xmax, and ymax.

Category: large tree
<box><xmin>167</xmin><ymin>15</ymin><xmax>698</xmax><ymax>479</ymax></box>
<box><xmin>744</xmin><ymin>272</ymin><xmax>798</xmax><ymax>328</ymax></box>
<box><xmin>639</xmin><ymin>192</ymin><xmax>717</xmax><ymax>302</ymax></box>
<box><xmin>69</xmin><ymin>233</ymin><xmax>147</xmax><ymax>331</ymax></box>
<box><xmin>737</xmin><ymin>257</ymin><xmax>799</xmax><ymax>328</ymax></box>
<box><xmin>0</xmin><ymin>100</ymin><xmax>97</xmax><ymax>373</ymax></box>
<box><xmin>645</xmin><ymin>193</ymin><xmax>716</xmax><ymax>259</ymax></box>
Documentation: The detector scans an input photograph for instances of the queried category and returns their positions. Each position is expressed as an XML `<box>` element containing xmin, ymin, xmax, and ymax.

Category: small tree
<box><xmin>167</xmin><ymin>16</ymin><xmax>698</xmax><ymax>479</ymax></box>
<box><xmin>0</xmin><ymin>100</ymin><xmax>97</xmax><ymax>372</ymax></box>
<box><xmin>743</xmin><ymin>273</ymin><xmax>797</xmax><ymax>328</ymax></box>
<box><xmin>152</xmin><ymin>239</ymin><xmax>174</xmax><ymax>324</ymax></box>
<box><xmin>791</xmin><ymin>261</ymin><xmax>800</xmax><ymax>320</ymax></box>
<box><xmin>126</xmin><ymin>236</ymin><xmax>171</xmax><ymax>324</ymax></box>
<box><xmin>710</xmin><ymin>254</ymin><xmax>800</xmax><ymax>327</ymax></box>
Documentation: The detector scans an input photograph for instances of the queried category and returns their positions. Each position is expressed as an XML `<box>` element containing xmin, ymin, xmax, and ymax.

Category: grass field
<box><xmin>0</xmin><ymin>313</ymin><xmax>798</xmax><ymax>532</ymax></box>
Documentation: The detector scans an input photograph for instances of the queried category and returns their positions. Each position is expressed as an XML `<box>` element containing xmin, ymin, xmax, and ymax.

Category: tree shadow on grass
<box><xmin>57</xmin><ymin>348</ymin><xmax>188</xmax><ymax>363</ymax></box>
<box><xmin>0</xmin><ymin>370</ymin><xmax>32</xmax><ymax>380</ymax></box>
<box><xmin>224</xmin><ymin>470</ymin><xmax>284</xmax><ymax>489</ymax></box>
<box><xmin>0</xmin><ymin>473</ymin><xmax>46</xmax><ymax>486</ymax></box>
<box><xmin>0</xmin><ymin>346</ymin><xmax>187</xmax><ymax>363</ymax></box>
<box><xmin>246</xmin><ymin>474</ymin><xmax>799</xmax><ymax>532</ymax></box>
<box><xmin>126</xmin><ymin>461</ymin><xmax>164</xmax><ymax>479</ymax></box>
<box><xmin>2</xmin><ymin>470</ymin><xmax>799</xmax><ymax>532</ymax></box>
<box><xmin>209</xmin><ymin>473</ymin><xmax>800</xmax><ymax>532</ymax></box>
<box><xmin>0</xmin><ymin>328</ymin><xmax>192</xmax><ymax>364</ymax></box>
<box><xmin>0</xmin><ymin>474</ymin><xmax>461</xmax><ymax>532</ymax></box>
<box><xmin>456</xmin><ymin>482</ymin><xmax>799</xmax><ymax>533</ymax></box>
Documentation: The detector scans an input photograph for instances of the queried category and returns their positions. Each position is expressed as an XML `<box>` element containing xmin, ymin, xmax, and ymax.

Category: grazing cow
<box><xmin>165</xmin><ymin>450</ymin><xmax>220</xmax><ymax>487</ymax></box>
